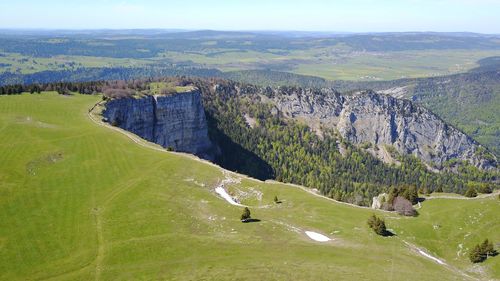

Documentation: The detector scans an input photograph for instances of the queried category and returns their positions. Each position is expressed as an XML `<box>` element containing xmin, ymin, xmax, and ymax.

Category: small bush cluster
<box><xmin>367</xmin><ymin>214</ymin><xmax>388</xmax><ymax>236</ymax></box>
<box><xmin>388</xmin><ymin>185</ymin><xmax>419</xmax><ymax>204</ymax></box>
<box><xmin>380</xmin><ymin>186</ymin><xmax>418</xmax><ymax>216</ymax></box>
<box><xmin>464</xmin><ymin>186</ymin><xmax>477</xmax><ymax>198</ymax></box>
<box><xmin>392</xmin><ymin>196</ymin><xmax>417</xmax><ymax>216</ymax></box>
<box><xmin>469</xmin><ymin>239</ymin><xmax>497</xmax><ymax>263</ymax></box>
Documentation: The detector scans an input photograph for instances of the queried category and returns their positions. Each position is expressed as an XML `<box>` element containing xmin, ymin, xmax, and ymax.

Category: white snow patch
<box><xmin>305</xmin><ymin>231</ymin><xmax>331</xmax><ymax>242</ymax></box>
<box><xmin>215</xmin><ymin>186</ymin><xmax>244</xmax><ymax>206</ymax></box>
<box><xmin>214</xmin><ymin>171</ymin><xmax>246</xmax><ymax>206</ymax></box>
<box><xmin>417</xmin><ymin>249</ymin><xmax>445</xmax><ymax>265</ymax></box>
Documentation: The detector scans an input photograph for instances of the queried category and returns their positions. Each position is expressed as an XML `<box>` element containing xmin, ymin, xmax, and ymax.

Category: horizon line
<box><xmin>0</xmin><ymin>28</ymin><xmax>498</xmax><ymax>36</ymax></box>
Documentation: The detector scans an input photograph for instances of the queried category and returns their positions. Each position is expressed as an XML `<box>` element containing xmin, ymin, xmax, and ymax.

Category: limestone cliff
<box><xmin>268</xmin><ymin>88</ymin><xmax>497</xmax><ymax>170</ymax></box>
<box><xmin>102</xmin><ymin>89</ymin><xmax>215</xmax><ymax>160</ymax></box>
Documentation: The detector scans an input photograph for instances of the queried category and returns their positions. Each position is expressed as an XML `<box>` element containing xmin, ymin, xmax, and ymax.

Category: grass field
<box><xmin>0</xmin><ymin>92</ymin><xmax>498</xmax><ymax>280</ymax></box>
<box><xmin>0</xmin><ymin>52</ymin><xmax>152</xmax><ymax>74</ymax></box>
<box><xmin>157</xmin><ymin>48</ymin><xmax>500</xmax><ymax>80</ymax></box>
<box><xmin>290</xmin><ymin>49</ymin><xmax>500</xmax><ymax>80</ymax></box>
<box><xmin>2</xmin><ymin>48</ymin><xmax>500</xmax><ymax>81</ymax></box>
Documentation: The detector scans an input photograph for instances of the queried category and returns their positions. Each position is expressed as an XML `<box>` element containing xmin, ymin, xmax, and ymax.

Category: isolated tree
<box><xmin>464</xmin><ymin>186</ymin><xmax>477</xmax><ymax>198</ymax></box>
<box><xmin>469</xmin><ymin>244</ymin><xmax>486</xmax><ymax>263</ymax></box>
<box><xmin>273</xmin><ymin>195</ymin><xmax>279</xmax><ymax>204</ymax></box>
<box><xmin>240</xmin><ymin>207</ymin><xmax>251</xmax><ymax>221</ymax></box>
<box><xmin>469</xmin><ymin>239</ymin><xmax>497</xmax><ymax>263</ymax></box>
<box><xmin>367</xmin><ymin>214</ymin><xmax>387</xmax><ymax>236</ymax></box>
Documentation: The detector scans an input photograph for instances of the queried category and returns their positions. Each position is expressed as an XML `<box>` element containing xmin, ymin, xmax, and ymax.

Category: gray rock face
<box><xmin>269</xmin><ymin>88</ymin><xmax>497</xmax><ymax>170</ymax></box>
<box><xmin>103</xmin><ymin>90</ymin><xmax>215</xmax><ymax>160</ymax></box>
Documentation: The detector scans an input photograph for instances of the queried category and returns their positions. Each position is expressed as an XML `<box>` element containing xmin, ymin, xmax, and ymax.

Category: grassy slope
<box><xmin>0</xmin><ymin>92</ymin><xmax>498</xmax><ymax>280</ymax></box>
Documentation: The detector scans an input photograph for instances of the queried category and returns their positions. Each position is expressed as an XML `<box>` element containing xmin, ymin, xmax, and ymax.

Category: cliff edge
<box><xmin>102</xmin><ymin>89</ymin><xmax>215</xmax><ymax>160</ymax></box>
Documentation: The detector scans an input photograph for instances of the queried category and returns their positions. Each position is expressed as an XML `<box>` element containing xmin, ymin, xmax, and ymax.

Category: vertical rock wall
<box><xmin>103</xmin><ymin>90</ymin><xmax>215</xmax><ymax>160</ymax></box>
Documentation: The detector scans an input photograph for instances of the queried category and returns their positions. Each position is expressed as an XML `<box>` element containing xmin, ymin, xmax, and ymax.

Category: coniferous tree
<box><xmin>469</xmin><ymin>244</ymin><xmax>486</xmax><ymax>263</ymax></box>
<box><xmin>240</xmin><ymin>207</ymin><xmax>251</xmax><ymax>221</ymax></box>
<box><xmin>367</xmin><ymin>214</ymin><xmax>388</xmax><ymax>236</ymax></box>
<box><xmin>481</xmin><ymin>239</ymin><xmax>497</xmax><ymax>257</ymax></box>
<box><xmin>469</xmin><ymin>239</ymin><xmax>497</xmax><ymax>263</ymax></box>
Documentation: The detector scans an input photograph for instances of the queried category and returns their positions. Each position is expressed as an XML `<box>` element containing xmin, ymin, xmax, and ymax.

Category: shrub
<box><xmin>367</xmin><ymin>214</ymin><xmax>388</xmax><ymax>236</ymax></box>
<box><xmin>392</xmin><ymin>196</ymin><xmax>417</xmax><ymax>216</ymax></box>
<box><xmin>469</xmin><ymin>239</ymin><xmax>497</xmax><ymax>263</ymax></box>
<box><xmin>469</xmin><ymin>244</ymin><xmax>486</xmax><ymax>263</ymax></box>
<box><xmin>477</xmin><ymin>184</ymin><xmax>492</xmax><ymax>194</ymax></box>
<box><xmin>481</xmin><ymin>239</ymin><xmax>497</xmax><ymax>257</ymax></box>
<box><xmin>464</xmin><ymin>186</ymin><xmax>477</xmax><ymax>198</ymax></box>
<box><xmin>240</xmin><ymin>207</ymin><xmax>251</xmax><ymax>221</ymax></box>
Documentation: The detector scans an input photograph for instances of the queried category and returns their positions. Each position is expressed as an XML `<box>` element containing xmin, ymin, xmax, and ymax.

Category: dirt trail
<box><xmin>266</xmin><ymin>180</ymin><xmax>396</xmax><ymax>213</ymax></box>
<box><xmin>400</xmin><ymin>239</ymin><xmax>479</xmax><ymax>281</ymax></box>
<box><xmin>422</xmin><ymin>190</ymin><xmax>500</xmax><ymax>200</ymax></box>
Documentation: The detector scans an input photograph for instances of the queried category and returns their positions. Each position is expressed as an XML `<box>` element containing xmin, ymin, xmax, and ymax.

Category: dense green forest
<box><xmin>0</xmin><ymin>66</ymin><xmax>222</xmax><ymax>86</ymax></box>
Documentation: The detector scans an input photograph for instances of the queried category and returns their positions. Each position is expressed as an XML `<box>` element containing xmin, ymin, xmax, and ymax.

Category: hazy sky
<box><xmin>0</xmin><ymin>0</ymin><xmax>499</xmax><ymax>33</ymax></box>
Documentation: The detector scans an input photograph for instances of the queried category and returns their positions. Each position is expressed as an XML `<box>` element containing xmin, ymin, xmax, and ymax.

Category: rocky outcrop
<box><xmin>371</xmin><ymin>193</ymin><xmax>388</xmax><ymax>209</ymax></box>
<box><xmin>266</xmin><ymin>88</ymin><xmax>497</xmax><ymax>170</ymax></box>
<box><xmin>102</xmin><ymin>89</ymin><xmax>215</xmax><ymax>160</ymax></box>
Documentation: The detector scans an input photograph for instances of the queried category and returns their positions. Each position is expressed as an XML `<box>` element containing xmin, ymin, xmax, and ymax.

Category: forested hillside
<box><xmin>193</xmin><ymin>79</ymin><xmax>498</xmax><ymax>206</ymax></box>
<box><xmin>224</xmin><ymin>65</ymin><xmax>500</xmax><ymax>156</ymax></box>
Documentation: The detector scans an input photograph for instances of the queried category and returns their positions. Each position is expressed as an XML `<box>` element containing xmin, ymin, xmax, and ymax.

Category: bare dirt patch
<box><xmin>26</xmin><ymin>152</ymin><xmax>64</xmax><ymax>175</ymax></box>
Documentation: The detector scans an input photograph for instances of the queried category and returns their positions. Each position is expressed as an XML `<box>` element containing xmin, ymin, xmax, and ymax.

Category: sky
<box><xmin>0</xmin><ymin>0</ymin><xmax>499</xmax><ymax>33</ymax></box>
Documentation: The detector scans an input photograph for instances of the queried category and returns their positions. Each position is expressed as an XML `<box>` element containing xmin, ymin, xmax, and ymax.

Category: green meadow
<box><xmin>0</xmin><ymin>92</ymin><xmax>498</xmax><ymax>280</ymax></box>
<box><xmin>0</xmin><ymin>53</ymin><xmax>152</xmax><ymax>74</ymax></box>
<box><xmin>2</xmin><ymin>48</ymin><xmax>500</xmax><ymax>81</ymax></box>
